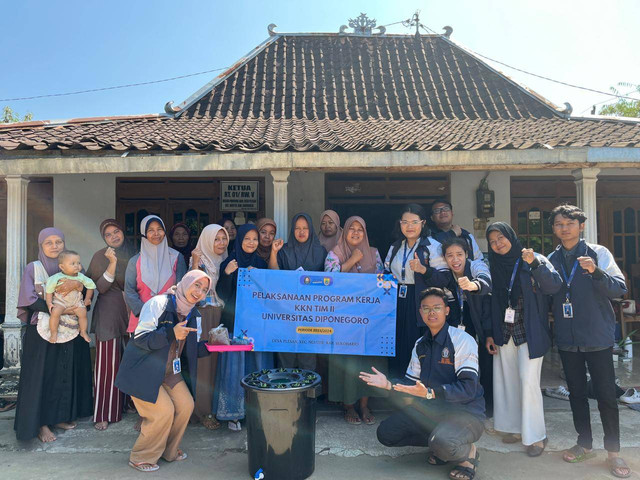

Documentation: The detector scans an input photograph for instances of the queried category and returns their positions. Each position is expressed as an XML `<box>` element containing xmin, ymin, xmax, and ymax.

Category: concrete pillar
<box><xmin>3</xmin><ymin>175</ymin><xmax>29</xmax><ymax>370</ymax></box>
<box><xmin>572</xmin><ymin>167</ymin><xmax>600</xmax><ymax>243</ymax></box>
<box><xmin>271</xmin><ymin>170</ymin><xmax>290</xmax><ymax>242</ymax></box>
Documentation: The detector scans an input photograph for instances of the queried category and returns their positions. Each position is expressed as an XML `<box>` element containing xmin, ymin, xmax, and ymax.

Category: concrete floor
<box><xmin>0</xmin><ymin>347</ymin><xmax>639</xmax><ymax>479</ymax></box>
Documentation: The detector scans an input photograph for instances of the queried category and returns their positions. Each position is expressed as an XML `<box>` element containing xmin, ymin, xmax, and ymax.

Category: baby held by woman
<box><xmin>45</xmin><ymin>250</ymin><xmax>96</xmax><ymax>343</ymax></box>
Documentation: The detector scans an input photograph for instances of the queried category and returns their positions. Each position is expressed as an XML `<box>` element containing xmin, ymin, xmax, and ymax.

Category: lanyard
<box><xmin>506</xmin><ymin>259</ymin><xmax>521</xmax><ymax>309</ymax></box>
<box><xmin>560</xmin><ymin>260</ymin><xmax>579</xmax><ymax>302</ymax></box>
<box><xmin>401</xmin><ymin>241</ymin><xmax>417</xmax><ymax>282</ymax></box>
<box><xmin>171</xmin><ymin>295</ymin><xmax>192</xmax><ymax>358</ymax></box>
<box><xmin>457</xmin><ymin>285</ymin><xmax>465</xmax><ymax>314</ymax></box>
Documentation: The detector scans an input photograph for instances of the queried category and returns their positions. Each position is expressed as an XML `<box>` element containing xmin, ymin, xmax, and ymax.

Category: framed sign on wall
<box><xmin>220</xmin><ymin>181</ymin><xmax>260</xmax><ymax>212</ymax></box>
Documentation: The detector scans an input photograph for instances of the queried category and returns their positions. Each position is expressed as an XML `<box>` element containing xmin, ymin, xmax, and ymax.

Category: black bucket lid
<box><xmin>241</xmin><ymin>368</ymin><xmax>321</xmax><ymax>392</ymax></box>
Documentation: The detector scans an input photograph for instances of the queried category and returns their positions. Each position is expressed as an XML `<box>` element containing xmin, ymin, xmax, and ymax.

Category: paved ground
<box><xmin>0</xmin><ymin>349</ymin><xmax>638</xmax><ymax>479</ymax></box>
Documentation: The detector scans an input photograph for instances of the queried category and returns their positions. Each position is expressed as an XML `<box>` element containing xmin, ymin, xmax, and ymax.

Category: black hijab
<box><xmin>220</xmin><ymin>224</ymin><xmax>267</xmax><ymax>271</ymax></box>
<box><xmin>277</xmin><ymin>213</ymin><xmax>327</xmax><ymax>271</ymax></box>
<box><xmin>486</xmin><ymin>222</ymin><xmax>524</xmax><ymax>310</ymax></box>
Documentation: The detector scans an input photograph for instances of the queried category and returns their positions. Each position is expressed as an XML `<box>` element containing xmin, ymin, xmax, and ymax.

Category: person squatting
<box><xmin>12</xmin><ymin>202</ymin><xmax>632</xmax><ymax>478</ymax></box>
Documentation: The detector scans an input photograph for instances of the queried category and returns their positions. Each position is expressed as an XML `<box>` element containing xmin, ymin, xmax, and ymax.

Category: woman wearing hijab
<box><xmin>169</xmin><ymin>222</ymin><xmax>194</xmax><ymax>266</ymax></box>
<box><xmin>217</xmin><ymin>218</ymin><xmax>238</xmax><ymax>255</ymax></box>
<box><xmin>213</xmin><ymin>224</ymin><xmax>274</xmax><ymax>431</ymax></box>
<box><xmin>255</xmin><ymin>218</ymin><xmax>277</xmax><ymax>263</ymax></box>
<box><xmin>324</xmin><ymin>216</ymin><xmax>387</xmax><ymax>426</ymax></box>
<box><xmin>86</xmin><ymin>219</ymin><xmax>132</xmax><ymax>431</ymax></box>
<box><xmin>189</xmin><ymin>224</ymin><xmax>229</xmax><ymax>430</ymax></box>
<box><xmin>116</xmin><ymin>270</ymin><xmax>212</xmax><ymax>472</ymax></box>
<box><xmin>14</xmin><ymin>228</ymin><xmax>93</xmax><ymax>442</ymax></box>
<box><xmin>318</xmin><ymin>210</ymin><xmax>342</xmax><ymax>252</ymax></box>
<box><xmin>270</xmin><ymin>213</ymin><xmax>327</xmax><ymax>370</ymax></box>
<box><xmin>485</xmin><ymin>222</ymin><xmax>562</xmax><ymax>457</ymax></box>
<box><xmin>384</xmin><ymin>204</ymin><xmax>451</xmax><ymax>379</ymax></box>
<box><xmin>125</xmin><ymin>215</ymin><xmax>187</xmax><ymax>333</ymax></box>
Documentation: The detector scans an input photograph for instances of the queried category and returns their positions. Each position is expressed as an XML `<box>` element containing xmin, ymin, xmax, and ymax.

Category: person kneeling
<box><xmin>360</xmin><ymin>287</ymin><xmax>484</xmax><ymax>480</ymax></box>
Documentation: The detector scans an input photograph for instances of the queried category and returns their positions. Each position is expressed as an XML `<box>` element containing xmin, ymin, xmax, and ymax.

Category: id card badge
<box><xmin>504</xmin><ymin>307</ymin><xmax>516</xmax><ymax>324</ymax></box>
<box><xmin>399</xmin><ymin>285</ymin><xmax>408</xmax><ymax>298</ymax></box>
<box><xmin>172</xmin><ymin>358</ymin><xmax>182</xmax><ymax>374</ymax></box>
<box><xmin>563</xmin><ymin>302</ymin><xmax>574</xmax><ymax>319</ymax></box>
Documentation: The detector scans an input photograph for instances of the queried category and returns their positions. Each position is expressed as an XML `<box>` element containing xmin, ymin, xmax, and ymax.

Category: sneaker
<box><xmin>619</xmin><ymin>388</ymin><xmax>640</xmax><ymax>404</ymax></box>
<box><xmin>545</xmin><ymin>386</ymin><xmax>570</xmax><ymax>401</ymax></box>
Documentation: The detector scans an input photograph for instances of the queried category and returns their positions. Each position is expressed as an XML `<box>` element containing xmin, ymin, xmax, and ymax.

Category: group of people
<box><xmin>11</xmin><ymin>200</ymin><xmax>631</xmax><ymax>479</ymax></box>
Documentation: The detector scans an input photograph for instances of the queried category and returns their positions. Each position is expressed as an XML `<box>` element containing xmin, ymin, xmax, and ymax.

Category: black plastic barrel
<box><xmin>242</xmin><ymin>368</ymin><xmax>322</xmax><ymax>480</ymax></box>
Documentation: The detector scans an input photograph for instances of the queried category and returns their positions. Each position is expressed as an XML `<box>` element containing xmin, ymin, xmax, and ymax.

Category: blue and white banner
<box><xmin>234</xmin><ymin>268</ymin><xmax>397</xmax><ymax>356</ymax></box>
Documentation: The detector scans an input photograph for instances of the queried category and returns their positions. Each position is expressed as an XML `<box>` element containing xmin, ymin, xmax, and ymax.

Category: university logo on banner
<box><xmin>234</xmin><ymin>269</ymin><xmax>398</xmax><ymax>356</ymax></box>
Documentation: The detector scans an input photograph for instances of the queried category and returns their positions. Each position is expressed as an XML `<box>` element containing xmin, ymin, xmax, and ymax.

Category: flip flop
<box><xmin>201</xmin><ymin>414</ymin><xmax>221</xmax><ymax>430</ymax></box>
<box><xmin>607</xmin><ymin>457</ymin><xmax>632</xmax><ymax>478</ymax></box>
<box><xmin>174</xmin><ymin>450</ymin><xmax>188</xmax><ymax>461</ymax></box>
<box><xmin>128</xmin><ymin>461</ymin><xmax>159</xmax><ymax>472</ymax></box>
<box><xmin>344</xmin><ymin>409</ymin><xmax>361</xmax><ymax>425</ymax></box>
<box><xmin>563</xmin><ymin>445</ymin><xmax>596</xmax><ymax>463</ymax></box>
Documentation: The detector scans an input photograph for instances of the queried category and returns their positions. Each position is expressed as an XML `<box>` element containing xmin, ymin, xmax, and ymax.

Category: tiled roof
<box><xmin>2</xmin><ymin>34</ymin><xmax>639</xmax><ymax>153</ymax></box>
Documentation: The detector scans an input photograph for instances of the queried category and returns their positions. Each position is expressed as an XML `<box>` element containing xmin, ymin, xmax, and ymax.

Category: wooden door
<box><xmin>118</xmin><ymin>201</ymin><xmax>166</xmax><ymax>250</ymax></box>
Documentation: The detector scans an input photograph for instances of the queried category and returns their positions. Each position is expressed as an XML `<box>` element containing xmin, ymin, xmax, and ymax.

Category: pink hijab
<box><xmin>174</xmin><ymin>269</ymin><xmax>211</xmax><ymax>317</ymax></box>
<box><xmin>331</xmin><ymin>216</ymin><xmax>377</xmax><ymax>274</ymax></box>
<box><xmin>318</xmin><ymin>210</ymin><xmax>342</xmax><ymax>252</ymax></box>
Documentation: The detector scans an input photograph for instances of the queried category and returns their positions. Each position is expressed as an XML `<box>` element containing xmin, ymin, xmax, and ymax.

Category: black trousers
<box><xmin>559</xmin><ymin>347</ymin><xmax>620</xmax><ymax>452</ymax></box>
<box><xmin>377</xmin><ymin>404</ymin><xmax>484</xmax><ymax>463</ymax></box>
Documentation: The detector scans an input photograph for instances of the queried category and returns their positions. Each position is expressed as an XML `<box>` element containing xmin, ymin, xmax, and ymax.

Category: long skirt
<box><xmin>212</xmin><ymin>350</ymin><xmax>274</xmax><ymax>421</ymax></box>
<box><xmin>493</xmin><ymin>339</ymin><xmax>546</xmax><ymax>446</ymax></box>
<box><xmin>93</xmin><ymin>337</ymin><xmax>125</xmax><ymax>423</ymax></box>
<box><xmin>14</xmin><ymin>324</ymin><xmax>93</xmax><ymax>440</ymax></box>
<box><xmin>328</xmin><ymin>354</ymin><xmax>388</xmax><ymax>405</ymax></box>
<box><xmin>194</xmin><ymin>305</ymin><xmax>222</xmax><ymax>419</ymax></box>
<box><xmin>388</xmin><ymin>284</ymin><xmax>424</xmax><ymax>379</ymax></box>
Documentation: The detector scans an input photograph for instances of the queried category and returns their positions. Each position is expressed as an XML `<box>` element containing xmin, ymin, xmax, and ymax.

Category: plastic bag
<box><xmin>208</xmin><ymin>324</ymin><xmax>230</xmax><ymax>345</ymax></box>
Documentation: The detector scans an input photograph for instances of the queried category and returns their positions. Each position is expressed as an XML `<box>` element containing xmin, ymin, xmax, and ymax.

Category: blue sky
<box><xmin>2</xmin><ymin>0</ymin><xmax>639</xmax><ymax>121</ymax></box>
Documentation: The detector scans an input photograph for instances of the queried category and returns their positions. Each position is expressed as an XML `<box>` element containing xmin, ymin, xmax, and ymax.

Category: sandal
<box><xmin>174</xmin><ymin>450</ymin><xmax>188</xmax><ymax>462</ymax></box>
<box><xmin>563</xmin><ymin>444</ymin><xmax>596</xmax><ymax>463</ymax></box>
<box><xmin>228</xmin><ymin>420</ymin><xmax>242</xmax><ymax>432</ymax></box>
<box><xmin>128</xmin><ymin>461</ymin><xmax>159</xmax><ymax>472</ymax></box>
<box><xmin>0</xmin><ymin>399</ymin><xmax>16</xmax><ymax>412</ymax></box>
<box><xmin>344</xmin><ymin>408</ymin><xmax>361</xmax><ymax>425</ymax></box>
<box><xmin>449</xmin><ymin>449</ymin><xmax>479</xmax><ymax>480</ymax></box>
<box><xmin>501</xmin><ymin>433</ymin><xmax>521</xmax><ymax>444</ymax></box>
<box><xmin>526</xmin><ymin>437</ymin><xmax>548</xmax><ymax>457</ymax></box>
<box><xmin>360</xmin><ymin>407</ymin><xmax>375</xmax><ymax>425</ymax></box>
<box><xmin>201</xmin><ymin>414</ymin><xmax>221</xmax><ymax>430</ymax></box>
<box><xmin>427</xmin><ymin>454</ymin><xmax>448</xmax><ymax>465</ymax></box>
<box><xmin>607</xmin><ymin>456</ymin><xmax>632</xmax><ymax>478</ymax></box>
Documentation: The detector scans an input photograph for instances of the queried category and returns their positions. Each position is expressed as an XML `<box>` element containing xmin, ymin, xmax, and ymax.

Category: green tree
<box><xmin>1</xmin><ymin>106</ymin><xmax>33</xmax><ymax>123</ymax></box>
<box><xmin>598</xmin><ymin>83</ymin><xmax>640</xmax><ymax>118</ymax></box>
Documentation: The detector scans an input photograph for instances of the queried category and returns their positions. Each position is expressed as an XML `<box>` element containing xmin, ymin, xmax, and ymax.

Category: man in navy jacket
<box><xmin>360</xmin><ymin>288</ymin><xmax>483</xmax><ymax>480</ymax></box>
<box><xmin>548</xmin><ymin>204</ymin><xmax>630</xmax><ymax>478</ymax></box>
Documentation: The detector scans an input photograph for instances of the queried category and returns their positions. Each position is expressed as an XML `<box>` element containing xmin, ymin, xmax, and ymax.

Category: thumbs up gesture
<box><xmin>409</xmin><ymin>252</ymin><xmax>427</xmax><ymax>274</ymax></box>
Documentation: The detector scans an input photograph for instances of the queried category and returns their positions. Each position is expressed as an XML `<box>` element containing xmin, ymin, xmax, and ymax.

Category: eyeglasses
<box><xmin>432</xmin><ymin>207</ymin><xmax>452</xmax><ymax>214</ymax></box>
<box><xmin>400</xmin><ymin>220</ymin><xmax>423</xmax><ymax>226</ymax></box>
<box><xmin>420</xmin><ymin>305</ymin><xmax>445</xmax><ymax>314</ymax></box>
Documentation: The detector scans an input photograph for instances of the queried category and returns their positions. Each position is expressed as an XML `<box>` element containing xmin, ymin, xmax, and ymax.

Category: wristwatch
<box><xmin>425</xmin><ymin>388</ymin><xmax>435</xmax><ymax>399</ymax></box>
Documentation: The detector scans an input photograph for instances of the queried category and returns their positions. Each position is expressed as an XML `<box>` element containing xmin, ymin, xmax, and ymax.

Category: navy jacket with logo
<box><xmin>547</xmin><ymin>240</ymin><xmax>627</xmax><ymax>348</ymax></box>
<box><xmin>115</xmin><ymin>294</ymin><xmax>209</xmax><ymax>403</ymax></box>
<box><xmin>486</xmin><ymin>253</ymin><xmax>563</xmax><ymax>359</ymax></box>
<box><xmin>404</xmin><ymin>324</ymin><xmax>485</xmax><ymax>418</ymax></box>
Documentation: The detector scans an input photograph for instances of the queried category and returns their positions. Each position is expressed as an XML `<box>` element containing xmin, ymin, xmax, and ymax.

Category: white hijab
<box><xmin>190</xmin><ymin>224</ymin><xmax>229</xmax><ymax>293</ymax></box>
<box><xmin>139</xmin><ymin>215</ymin><xmax>179</xmax><ymax>295</ymax></box>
